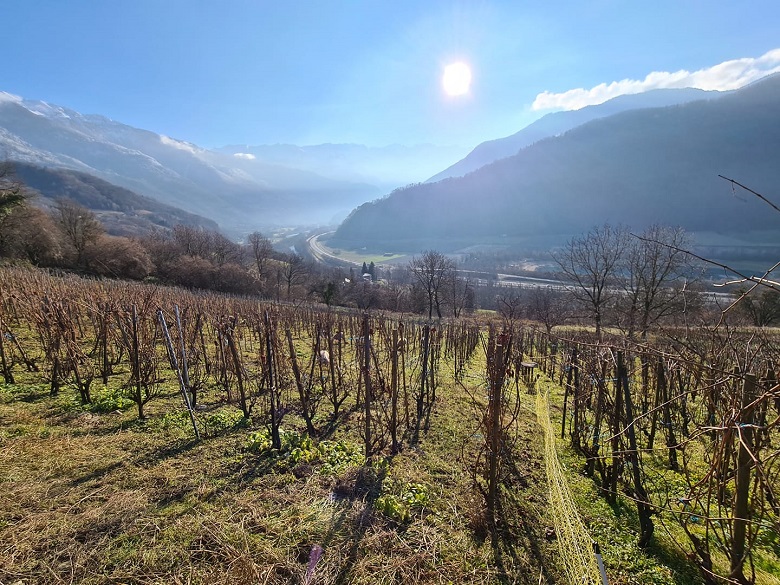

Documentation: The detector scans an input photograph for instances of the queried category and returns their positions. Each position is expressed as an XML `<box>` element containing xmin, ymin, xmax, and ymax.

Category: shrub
<box><xmin>73</xmin><ymin>385</ymin><xmax>132</xmax><ymax>413</ymax></box>
<box><xmin>245</xmin><ymin>428</ymin><xmax>364</xmax><ymax>475</ymax></box>
<box><xmin>375</xmin><ymin>481</ymin><xmax>431</xmax><ymax>523</ymax></box>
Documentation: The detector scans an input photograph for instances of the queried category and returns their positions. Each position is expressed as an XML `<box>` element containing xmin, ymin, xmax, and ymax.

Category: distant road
<box><xmin>306</xmin><ymin>241</ymin><xmax>570</xmax><ymax>287</ymax></box>
<box><xmin>455</xmin><ymin>269</ymin><xmax>566</xmax><ymax>289</ymax></box>
<box><xmin>307</xmin><ymin>231</ymin><xmax>360</xmax><ymax>267</ymax></box>
<box><xmin>308</xmin><ymin>238</ymin><xmax>573</xmax><ymax>291</ymax></box>
<box><xmin>496</xmin><ymin>273</ymin><xmax>567</xmax><ymax>289</ymax></box>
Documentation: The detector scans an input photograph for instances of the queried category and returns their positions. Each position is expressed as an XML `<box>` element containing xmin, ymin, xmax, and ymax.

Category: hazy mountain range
<box><xmin>428</xmin><ymin>87</ymin><xmax>725</xmax><ymax>182</ymax></box>
<box><xmin>332</xmin><ymin>74</ymin><xmax>780</xmax><ymax>252</ymax></box>
<box><xmin>217</xmin><ymin>143</ymin><xmax>469</xmax><ymax>195</ymax></box>
<box><xmin>0</xmin><ymin>93</ymin><xmax>464</xmax><ymax>235</ymax></box>
<box><xmin>3</xmin><ymin>77</ymin><xmax>779</xmax><ymax>256</ymax></box>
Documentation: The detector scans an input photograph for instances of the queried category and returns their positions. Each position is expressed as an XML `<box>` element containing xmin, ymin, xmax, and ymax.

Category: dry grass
<box><xmin>0</xmin><ymin>369</ymin><xmax>559</xmax><ymax>585</ymax></box>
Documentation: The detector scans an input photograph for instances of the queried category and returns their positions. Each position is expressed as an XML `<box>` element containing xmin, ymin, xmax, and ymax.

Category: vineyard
<box><xmin>0</xmin><ymin>266</ymin><xmax>779</xmax><ymax>584</ymax></box>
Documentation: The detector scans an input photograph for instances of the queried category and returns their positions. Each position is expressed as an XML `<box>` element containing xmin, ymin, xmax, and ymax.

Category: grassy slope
<box><xmin>0</xmin><ymin>360</ymin><xmax>560</xmax><ymax>584</ymax></box>
<box><xmin>3</xmin><ymin>306</ymin><xmax>759</xmax><ymax>584</ymax></box>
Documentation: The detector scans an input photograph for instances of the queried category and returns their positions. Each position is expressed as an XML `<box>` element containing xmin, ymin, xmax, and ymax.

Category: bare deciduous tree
<box><xmin>448</xmin><ymin>271</ymin><xmax>473</xmax><ymax>317</ymax></box>
<box><xmin>734</xmin><ymin>287</ymin><xmax>780</xmax><ymax>326</ymax></box>
<box><xmin>247</xmin><ymin>231</ymin><xmax>273</xmax><ymax>280</ymax></box>
<box><xmin>496</xmin><ymin>289</ymin><xmax>524</xmax><ymax>326</ymax></box>
<box><xmin>281</xmin><ymin>253</ymin><xmax>309</xmax><ymax>299</ymax></box>
<box><xmin>86</xmin><ymin>235</ymin><xmax>154</xmax><ymax>280</ymax></box>
<box><xmin>410</xmin><ymin>250</ymin><xmax>454</xmax><ymax>320</ymax></box>
<box><xmin>1</xmin><ymin>205</ymin><xmax>61</xmax><ymax>265</ymax></box>
<box><xmin>622</xmin><ymin>225</ymin><xmax>695</xmax><ymax>338</ymax></box>
<box><xmin>552</xmin><ymin>224</ymin><xmax>629</xmax><ymax>339</ymax></box>
<box><xmin>172</xmin><ymin>225</ymin><xmax>212</xmax><ymax>258</ymax></box>
<box><xmin>53</xmin><ymin>198</ymin><xmax>104</xmax><ymax>267</ymax></box>
<box><xmin>526</xmin><ymin>286</ymin><xmax>570</xmax><ymax>334</ymax></box>
<box><xmin>210</xmin><ymin>231</ymin><xmax>245</xmax><ymax>267</ymax></box>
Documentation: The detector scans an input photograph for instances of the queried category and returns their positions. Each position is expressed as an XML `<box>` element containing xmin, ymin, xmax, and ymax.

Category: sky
<box><xmin>5</xmin><ymin>1</ymin><xmax>780</xmax><ymax>149</ymax></box>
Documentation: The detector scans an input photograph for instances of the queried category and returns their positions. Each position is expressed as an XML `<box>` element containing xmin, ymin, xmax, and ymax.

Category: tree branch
<box><xmin>719</xmin><ymin>174</ymin><xmax>780</xmax><ymax>215</ymax></box>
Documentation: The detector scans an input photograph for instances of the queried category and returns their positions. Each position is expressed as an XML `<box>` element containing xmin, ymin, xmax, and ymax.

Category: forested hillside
<box><xmin>334</xmin><ymin>75</ymin><xmax>780</xmax><ymax>252</ymax></box>
<box><xmin>428</xmin><ymin>87</ymin><xmax>719</xmax><ymax>182</ymax></box>
<box><xmin>12</xmin><ymin>162</ymin><xmax>217</xmax><ymax>235</ymax></box>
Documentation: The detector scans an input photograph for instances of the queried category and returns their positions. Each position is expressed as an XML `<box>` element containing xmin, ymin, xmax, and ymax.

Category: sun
<box><xmin>442</xmin><ymin>62</ymin><xmax>472</xmax><ymax>96</ymax></box>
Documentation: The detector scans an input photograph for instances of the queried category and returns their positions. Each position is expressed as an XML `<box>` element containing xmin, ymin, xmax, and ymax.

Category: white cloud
<box><xmin>532</xmin><ymin>48</ymin><xmax>780</xmax><ymax>111</ymax></box>
<box><xmin>233</xmin><ymin>152</ymin><xmax>256</xmax><ymax>160</ymax></box>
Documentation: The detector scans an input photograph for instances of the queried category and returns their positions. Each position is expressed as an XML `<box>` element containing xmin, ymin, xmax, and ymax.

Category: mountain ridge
<box><xmin>333</xmin><ymin>74</ymin><xmax>780</xmax><ymax>252</ymax></box>
<box><xmin>427</xmin><ymin>87</ymin><xmax>725</xmax><ymax>183</ymax></box>
<box><xmin>11</xmin><ymin>161</ymin><xmax>218</xmax><ymax>235</ymax></box>
<box><xmin>0</xmin><ymin>93</ymin><xmax>386</xmax><ymax>233</ymax></box>
<box><xmin>215</xmin><ymin>142</ymin><xmax>469</xmax><ymax>196</ymax></box>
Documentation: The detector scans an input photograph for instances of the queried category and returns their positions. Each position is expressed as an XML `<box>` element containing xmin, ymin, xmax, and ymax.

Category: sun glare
<box><xmin>442</xmin><ymin>62</ymin><xmax>472</xmax><ymax>96</ymax></box>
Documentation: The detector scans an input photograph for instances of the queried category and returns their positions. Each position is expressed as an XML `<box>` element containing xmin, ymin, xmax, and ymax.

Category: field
<box><xmin>1</xmin><ymin>384</ymin><xmax>560</xmax><ymax>584</ymax></box>
<box><xmin>0</xmin><ymin>266</ymin><xmax>778</xmax><ymax>584</ymax></box>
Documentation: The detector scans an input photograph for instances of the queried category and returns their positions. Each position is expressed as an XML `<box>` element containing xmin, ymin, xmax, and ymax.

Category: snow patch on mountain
<box><xmin>0</xmin><ymin>91</ymin><xmax>391</xmax><ymax>231</ymax></box>
<box><xmin>0</xmin><ymin>92</ymin><xmax>22</xmax><ymax>104</ymax></box>
<box><xmin>21</xmin><ymin>100</ymin><xmax>75</xmax><ymax>120</ymax></box>
<box><xmin>160</xmin><ymin>134</ymin><xmax>201</xmax><ymax>155</ymax></box>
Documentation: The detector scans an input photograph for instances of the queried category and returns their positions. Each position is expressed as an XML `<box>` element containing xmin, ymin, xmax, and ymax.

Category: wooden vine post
<box><xmin>608</xmin><ymin>351</ymin><xmax>624</xmax><ymax>506</ymax></box>
<box><xmin>414</xmin><ymin>323</ymin><xmax>431</xmax><ymax>443</ymax></box>
<box><xmin>0</xmin><ymin>311</ymin><xmax>14</xmax><ymax>384</ymax></box>
<box><xmin>224</xmin><ymin>319</ymin><xmax>250</xmax><ymax>419</ymax></box>
<box><xmin>424</xmin><ymin>325</ymin><xmax>438</xmax><ymax>432</ymax></box>
<box><xmin>264</xmin><ymin>310</ymin><xmax>281</xmax><ymax>450</ymax></box>
<box><xmin>285</xmin><ymin>328</ymin><xmax>317</xmax><ymax>436</ymax></box>
<box><xmin>561</xmin><ymin>348</ymin><xmax>578</xmax><ymax>440</ymax></box>
<box><xmin>618</xmin><ymin>351</ymin><xmax>654</xmax><ymax>548</ymax></box>
<box><xmin>131</xmin><ymin>304</ymin><xmax>142</xmax><ymax>419</ymax></box>
<box><xmin>174</xmin><ymin>305</ymin><xmax>194</xmax><ymax>407</ymax></box>
<box><xmin>391</xmin><ymin>327</ymin><xmax>400</xmax><ymax>453</ymax></box>
<box><xmin>362</xmin><ymin>313</ymin><xmax>372</xmax><ymax>460</ymax></box>
<box><xmin>730</xmin><ymin>373</ymin><xmax>756</xmax><ymax>584</ymax></box>
<box><xmin>99</xmin><ymin>302</ymin><xmax>110</xmax><ymax>385</ymax></box>
<box><xmin>399</xmin><ymin>322</ymin><xmax>409</xmax><ymax>428</ymax></box>
<box><xmin>487</xmin><ymin>338</ymin><xmax>505</xmax><ymax>521</ymax></box>
<box><xmin>658</xmin><ymin>359</ymin><xmax>678</xmax><ymax>470</ymax></box>
<box><xmin>586</xmin><ymin>354</ymin><xmax>608</xmax><ymax>478</ymax></box>
<box><xmin>325</xmin><ymin>324</ymin><xmax>341</xmax><ymax>419</ymax></box>
<box><xmin>158</xmin><ymin>309</ymin><xmax>200</xmax><ymax>439</ymax></box>
<box><xmin>481</xmin><ymin>326</ymin><xmax>512</xmax><ymax>524</ymax></box>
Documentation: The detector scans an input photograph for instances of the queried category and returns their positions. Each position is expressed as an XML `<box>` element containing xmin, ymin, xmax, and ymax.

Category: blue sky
<box><xmin>5</xmin><ymin>1</ymin><xmax>780</xmax><ymax>148</ymax></box>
